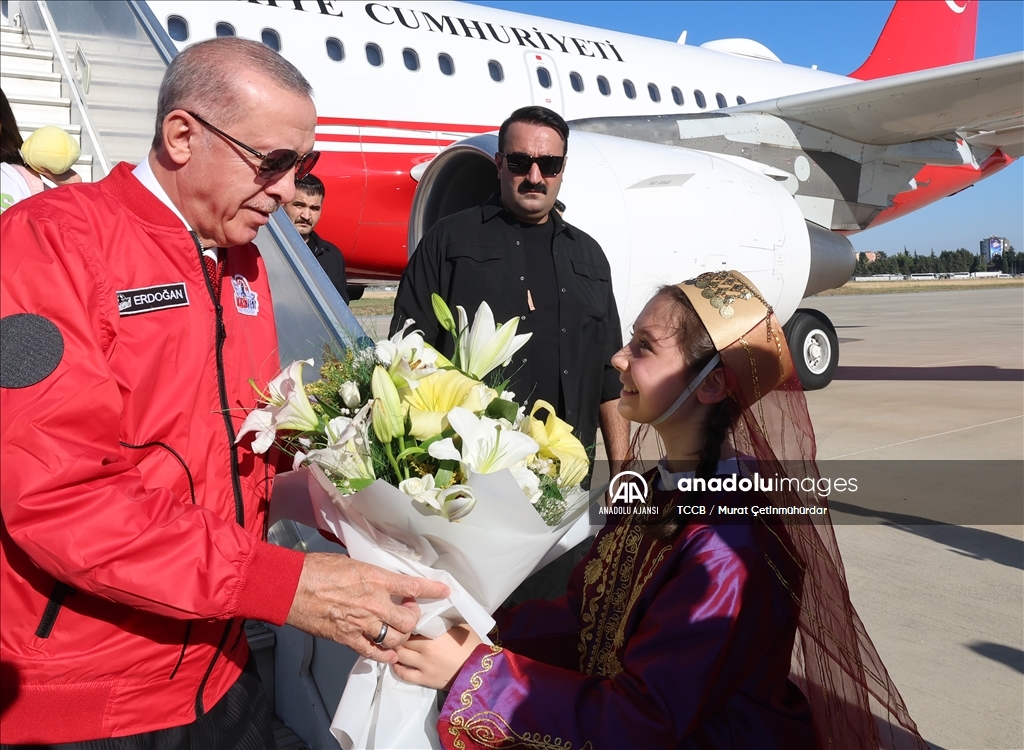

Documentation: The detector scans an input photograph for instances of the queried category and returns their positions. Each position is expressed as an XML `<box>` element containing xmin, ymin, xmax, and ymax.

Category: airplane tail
<box><xmin>850</xmin><ymin>0</ymin><xmax>977</xmax><ymax>80</ymax></box>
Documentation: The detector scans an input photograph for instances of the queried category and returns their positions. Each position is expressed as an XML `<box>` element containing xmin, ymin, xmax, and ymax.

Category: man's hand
<box><xmin>393</xmin><ymin>625</ymin><xmax>483</xmax><ymax>690</ymax></box>
<box><xmin>285</xmin><ymin>553</ymin><xmax>449</xmax><ymax>664</ymax></box>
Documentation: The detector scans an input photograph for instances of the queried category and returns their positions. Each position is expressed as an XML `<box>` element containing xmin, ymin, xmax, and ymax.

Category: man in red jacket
<box><xmin>0</xmin><ymin>37</ymin><xmax>446</xmax><ymax>748</ymax></box>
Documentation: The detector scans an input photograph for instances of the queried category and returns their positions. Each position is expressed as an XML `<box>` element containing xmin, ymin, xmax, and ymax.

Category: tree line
<box><xmin>853</xmin><ymin>246</ymin><xmax>1019</xmax><ymax>277</ymax></box>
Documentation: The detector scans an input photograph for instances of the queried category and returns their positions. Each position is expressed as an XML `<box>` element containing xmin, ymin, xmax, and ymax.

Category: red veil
<box><xmin>633</xmin><ymin>271</ymin><xmax>926</xmax><ymax>749</ymax></box>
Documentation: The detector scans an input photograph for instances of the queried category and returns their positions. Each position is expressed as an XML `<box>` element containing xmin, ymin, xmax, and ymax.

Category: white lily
<box><xmin>376</xmin><ymin>319</ymin><xmax>438</xmax><ymax>390</ymax></box>
<box><xmin>428</xmin><ymin>407</ymin><xmax>539</xmax><ymax>475</ymax></box>
<box><xmin>371</xmin><ymin>365</ymin><xmax>406</xmax><ymax>443</ymax></box>
<box><xmin>455</xmin><ymin>301</ymin><xmax>532</xmax><ymax>380</ymax></box>
<box><xmin>437</xmin><ymin>484</ymin><xmax>476</xmax><ymax>520</ymax></box>
<box><xmin>294</xmin><ymin>404</ymin><xmax>375</xmax><ymax>480</ymax></box>
<box><xmin>236</xmin><ymin>359</ymin><xmax>320</xmax><ymax>454</ymax></box>
<box><xmin>398</xmin><ymin>474</ymin><xmax>442</xmax><ymax>512</ymax></box>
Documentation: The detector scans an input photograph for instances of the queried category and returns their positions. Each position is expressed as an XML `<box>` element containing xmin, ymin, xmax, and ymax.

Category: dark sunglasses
<box><xmin>188</xmin><ymin>111</ymin><xmax>320</xmax><ymax>180</ymax></box>
<box><xmin>499</xmin><ymin>152</ymin><xmax>565</xmax><ymax>177</ymax></box>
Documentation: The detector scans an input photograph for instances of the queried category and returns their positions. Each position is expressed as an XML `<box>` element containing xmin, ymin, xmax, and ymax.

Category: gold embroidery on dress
<box><xmin>577</xmin><ymin>513</ymin><xmax>672</xmax><ymax>678</ymax></box>
<box><xmin>448</xmin><ymin>645</ymin><xmax>592</xmax><ymax>749</ymax></box>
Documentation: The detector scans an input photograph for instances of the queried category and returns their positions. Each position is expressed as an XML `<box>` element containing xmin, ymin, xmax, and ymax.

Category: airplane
<box><xmin>144</xmin><ymin>0</ymin><xmax>1024</xmax><ymax>389</ymax></box>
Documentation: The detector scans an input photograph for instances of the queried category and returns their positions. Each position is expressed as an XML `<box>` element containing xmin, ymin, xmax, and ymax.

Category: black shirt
<box><xmin>391</xmin><ymin>199</ymin><xmax>622</xmax><ymax>455</ymax></box>
<box><xmin>307</xmin><ymin>230</ymin><xmax>349</xmax><ymax>305</ymax></box>
<box><xmin>518</xmin><ymin>218</ymin><xmax>560</xmax><ymax>412</ymax></box>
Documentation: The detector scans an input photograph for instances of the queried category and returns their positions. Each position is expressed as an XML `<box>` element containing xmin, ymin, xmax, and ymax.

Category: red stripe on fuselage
<box><xmin>316</xmin><ymin>115</ymin><xmax>497</xmax><ymax>134</ymax></box>
<box><xmin>316</xmin><ymin>134</ymin><xmax>458</xmax><ymax>147</ymax></box>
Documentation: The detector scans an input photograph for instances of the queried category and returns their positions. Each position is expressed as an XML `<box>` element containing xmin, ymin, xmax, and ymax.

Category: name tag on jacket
<box><xmin>117</xmin><ymin>283</ymin><xmax>189</xmax><ymax>316</ymax></box>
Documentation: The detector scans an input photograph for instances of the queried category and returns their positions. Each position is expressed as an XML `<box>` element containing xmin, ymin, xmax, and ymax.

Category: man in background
<box><xmin>391</xmin><ymin>106</ymin><xmax>629</xmax><ymax>602</ymax></box>
<box><xmin>283</xmin><ymin>172</ymin><xmax>350</xmax><ymax>303</ymax></box>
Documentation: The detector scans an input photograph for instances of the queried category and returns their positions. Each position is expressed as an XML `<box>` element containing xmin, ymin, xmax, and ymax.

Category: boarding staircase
<box><xmin>2</xmin><ymin>2</ymin><xmax>365</xmax><ymax>748</ymax></box>
<box><xmin>1</xmin><ymin>18</ymin><xmax>92</xmax><ymax>180</ymax></box>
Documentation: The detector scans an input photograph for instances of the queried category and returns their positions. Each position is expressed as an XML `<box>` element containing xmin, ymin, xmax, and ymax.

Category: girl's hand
<box><xmin>393</xmin><ymin>624</ymin><xmax>482</xmax><ymax>690</ymax></box>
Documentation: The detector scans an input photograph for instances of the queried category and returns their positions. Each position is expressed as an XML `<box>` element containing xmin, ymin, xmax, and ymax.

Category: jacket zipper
<box><xmin>190</xmin><ymin>230</ymin><xmax>247</xmax><ymax>715</ymax></box>
<box><xmin>35</xmin><ymin>581</ymin><xmax>75</xmax><ymax>638</ymax></box>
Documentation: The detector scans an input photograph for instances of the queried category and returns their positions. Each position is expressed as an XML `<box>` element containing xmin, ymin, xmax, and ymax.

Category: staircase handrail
<box><xmin>23</xmin><ymin>1</ymin><xmax>113</xmax><ymax>177</ymax></box>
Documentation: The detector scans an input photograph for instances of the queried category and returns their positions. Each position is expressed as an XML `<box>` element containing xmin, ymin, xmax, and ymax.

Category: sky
<box><xmin>471</xmin><ymin>0</ymin><xmax>1023</xmax><ymax>256</ymax></box>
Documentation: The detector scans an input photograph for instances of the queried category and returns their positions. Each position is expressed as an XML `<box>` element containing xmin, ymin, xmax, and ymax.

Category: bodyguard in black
<box><xmin>283</xmin><ymin>173</ymin><xmax>350</xmax><ymax>304</ymax></box>
<box><xmin>391</xmin><ymin>106</ymin><xmax>629</xmax><ymax>466</ymax></box>
<box><xmin>306</xmin><ymin>227</ymin><xmax>350</xmax><ymax>305</ymax></box>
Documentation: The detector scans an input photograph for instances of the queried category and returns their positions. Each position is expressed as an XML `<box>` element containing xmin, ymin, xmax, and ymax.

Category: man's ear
<box><xmin>159</xmin><ymin>110</ymin><xmax>197</xmax><ymax>168</ymax></box>
<box><xmin>696</xmin><ymin>368</ymin><xmax>728</xmax><ymax>405</ymax></box>
<box><xmin>493</xmin><ymin>152</ymin><xmax>503</xmax><ymax>174</ymax></box>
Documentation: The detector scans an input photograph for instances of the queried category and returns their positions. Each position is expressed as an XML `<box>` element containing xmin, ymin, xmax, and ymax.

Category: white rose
<box><xmin>399</xmin><ymin>474</ymin><xmax>441</xmax><ymax>511</ymax></box>
<box><xmin>339</xmin><ymin>381</ymin><xmax>361</xmax><ymax>409</ymax></box>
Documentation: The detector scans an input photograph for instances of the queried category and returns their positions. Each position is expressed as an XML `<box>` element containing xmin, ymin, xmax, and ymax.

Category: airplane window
<box><xmin>536</xmin><ymin>67</ymin><xmax>552</xmax><ymax>89</ymax></box>
<box><xmin>597</xmin><ymin>75</ymin><xmax>611</xmax><ymax>96</ymax></box>
<box><xmin>715</xmin><ymin>93</ymin><xmax>727</xmax><ymax>108</ymax></box>
<box><xmin>366</xmin><ymin>43</ymin><xmax>383</xmax><ymax>67</ymax></box>
<box><xmin>570</xmin><ymin>72</ymin><xmax>584</xmax><ymax>92</ymax></box>
<box><xmin>488</xmin><ymin>60</ymin><xmax>504</xmax><ymax>82</ymax></box>
<box><xmin>736</xmin><ymin>95</ymin><xmax>746</xmax><ymax>105</ymax></box>
<box><xmin>261</xmin><ymin>28</ymin><xmax>281</xmax><ymax>52</ymax></box>
<box><xmin>648</xmin><ymin>83</ymin><xmax>661</xmax><ymax>103</ymax></box>
<box><xmin>438</xmin><ymin>53</ymin><xmax>455</xmax><ymax>76</ymax></box>
<box><xmin>694</xmin><ymin>89</ymin><xmax>706</xmax><ymax>109</ymax></box>
<box><xmin>166</xmin><ymin>15</ymin><xmax>188</xmax><ymax>42</ymax></box>
<box><xmin>325</xmin><ymin>37</ymin><xmax>344</xmax><ymax>62</ymax></box>
<box><xmin>403</xmin><ymin>48</ymin><xmax>419</xmax><ymax>71</ymax></box>
<box><xmin>672</xmin><ymin>86</ymin><xmax>684</xmax><ymax>106</ymax></box>
<box><xmin>215</xmin><ymin>22</ymin><xmax>235</xmax><ymax>37</ymax></box>
<box><xmin>623</xmin><ymin>79</ymin><xmax>636</xmax><ymax>99</ymax></box>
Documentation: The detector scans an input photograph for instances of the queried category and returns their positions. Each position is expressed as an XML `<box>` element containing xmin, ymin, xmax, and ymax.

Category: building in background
<box><xmin>979</xmin><ymin>236</ymin><xmax>1007</xmax><ymax>263</ymax></box>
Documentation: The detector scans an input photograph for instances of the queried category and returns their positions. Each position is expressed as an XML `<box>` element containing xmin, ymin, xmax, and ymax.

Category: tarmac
<box><xmin>362</xmin><ymin>287</ymin><xmax>1024</xmax><ymax>749</ymax></box>
<box><xmin>801</xmin><ymin>289</ymin><xmax>1023</xmax><ymax>750</ymax></box>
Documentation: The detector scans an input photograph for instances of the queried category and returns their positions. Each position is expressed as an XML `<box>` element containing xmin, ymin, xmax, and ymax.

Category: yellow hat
<box><xmin>675</xmin><ymin>270</ymin><xmax>794</xmax><ymax>405</ymax></box>
<box><xmin>20</xmin><ymin>126</ymin><xmax>81</xmax><ymax>175</ymax></box>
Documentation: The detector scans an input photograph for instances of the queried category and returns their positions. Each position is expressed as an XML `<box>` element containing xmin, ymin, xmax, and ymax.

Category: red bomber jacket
<box><xmin>0</xmin><ymin>163</ymin><xmax>305</xmax><ymax>744</ymax></box>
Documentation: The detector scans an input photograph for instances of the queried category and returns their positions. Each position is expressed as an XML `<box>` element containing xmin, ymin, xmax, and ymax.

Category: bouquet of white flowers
<box><xmin>238</xmin><ymin>293</ymin><xmax>589</xmax><ymax>524</ymax></box>
<box><xmin>238</xmin><ymin>295</ymin><xmax>598</xmax><ymax>749</ymax></box>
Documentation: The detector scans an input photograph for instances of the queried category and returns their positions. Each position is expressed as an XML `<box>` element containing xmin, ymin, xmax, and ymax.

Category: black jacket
<box><xmin>307</xmin><ymin>230</ymin><xmax>349</xmax><ymax>305</ymax></box>
<box><xmin>391</xmin><ymin>201</ymin><xmax>622</xmax><ymax>454</ymax></box>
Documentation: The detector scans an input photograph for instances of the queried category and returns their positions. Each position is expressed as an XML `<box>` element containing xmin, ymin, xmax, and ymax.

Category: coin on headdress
<box><xmin>694</xmin><ymin>278</ymin><xmax>709</xmax><ymax>289</ymax></box>
<box><xmin>710</xmin><ymin>295</ymin><xmax>725</xmax><ymax>308</ymax></box>
<box><xmin>702</xmin><ymin>288</ymin><xmax>715</xmax><ymax>299</ymax></box>
<box><xmin>719</xmin><ymin>304</ymin><xmax>735</xmax><ymax>319</ymax></box>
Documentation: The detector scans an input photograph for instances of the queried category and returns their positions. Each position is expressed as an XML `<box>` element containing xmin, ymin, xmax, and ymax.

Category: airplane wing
<box><xmin>732</xmin><ymin>52</ymin><xmax>1024</xmax><ymax>155</ymax></box>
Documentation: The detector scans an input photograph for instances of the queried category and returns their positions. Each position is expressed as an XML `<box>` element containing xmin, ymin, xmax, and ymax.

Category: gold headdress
<box><xmin>675</xmin><ymin>270</ymin><xmax>793</xmax><ymax>408</ymax></box>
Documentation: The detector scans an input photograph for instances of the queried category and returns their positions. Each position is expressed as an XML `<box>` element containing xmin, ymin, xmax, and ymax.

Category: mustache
<box><xmin>518</xmin><ymin>181</ymin><xmax>547</xmax><ymax>195</ymax></box>
<box><xmin>246</xmin><ymin>201</ymin><xmax>280</xmax><ymax>215</ymax></box>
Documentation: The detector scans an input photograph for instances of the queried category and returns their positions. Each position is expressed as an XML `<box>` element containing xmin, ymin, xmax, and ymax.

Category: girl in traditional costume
<box><xmin>395</xmin><ymin>271</ymin><xmax>925</xmax><ymax>750</ymax></box>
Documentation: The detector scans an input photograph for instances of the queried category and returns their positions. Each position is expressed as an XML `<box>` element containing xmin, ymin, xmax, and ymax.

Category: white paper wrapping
<box><xmin>293</xmin><ymin>465</ymin><xmax>599</xmax><ymax>750</ymax></box>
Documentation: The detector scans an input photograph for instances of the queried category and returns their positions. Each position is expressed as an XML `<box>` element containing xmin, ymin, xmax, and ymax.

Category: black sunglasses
<box><xmin>188</xmin><ymin>111</ymin><xmax>320</xmax><ymax>180</ymax></box>
<box><xmin>498</xmin><ymin>152</ymin><xmax>565</xmax><ymax>177</ymax></box>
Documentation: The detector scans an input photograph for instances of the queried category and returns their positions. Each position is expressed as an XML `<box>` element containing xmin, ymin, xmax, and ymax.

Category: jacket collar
<box><xmin>101</xmin><ymin>162</ymin><xmax>194</xmax><ymax>232</ymax></box>
<box><xmin>479</xmin><ymin>194</ymin><xmax>576</xmax><ymax>239</ymax></box>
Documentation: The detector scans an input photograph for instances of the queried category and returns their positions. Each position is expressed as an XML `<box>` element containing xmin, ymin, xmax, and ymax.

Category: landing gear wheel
<box><xmin>783</xmin><ymin>309</ymin><xmax>838</xmax><ymax>390</ymax></box>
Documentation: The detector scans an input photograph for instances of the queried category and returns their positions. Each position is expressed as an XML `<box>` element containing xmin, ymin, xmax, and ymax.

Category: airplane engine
<box><xmin>410</xmin><ymin>131</ymin><xmax>854</xmax><ymax>388</ymax></box>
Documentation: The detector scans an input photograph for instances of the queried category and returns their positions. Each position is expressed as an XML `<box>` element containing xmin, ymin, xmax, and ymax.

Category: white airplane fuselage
<box><xmin>146</xmin><ymin>0</ymin><xmax>1016</xmax><ymax>330</ymax></box>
